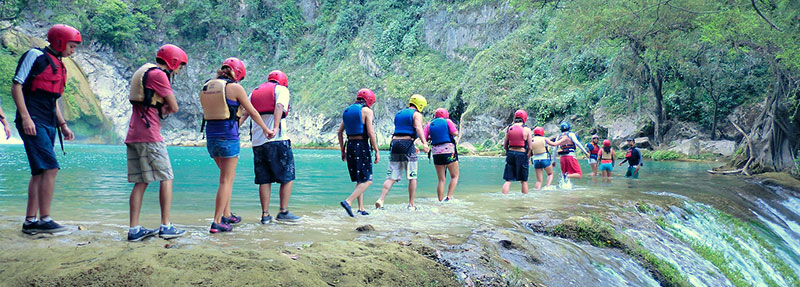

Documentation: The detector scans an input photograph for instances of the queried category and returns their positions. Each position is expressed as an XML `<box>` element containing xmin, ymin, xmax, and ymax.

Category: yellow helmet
<box><xmin>409</xmin><ymin>94</ymin><xmax>427</xmax><ymax>112</ymax></box>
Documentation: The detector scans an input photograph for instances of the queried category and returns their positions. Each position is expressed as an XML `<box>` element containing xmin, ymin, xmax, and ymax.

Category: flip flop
<box><xmin>340</xmin><ymin>201</ymin><xmax>354</xmax><ymax>217</ymax></box>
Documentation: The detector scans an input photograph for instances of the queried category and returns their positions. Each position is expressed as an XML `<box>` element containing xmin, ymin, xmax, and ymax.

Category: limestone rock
<box><xmin>669</xmin><ymin>137</ymin><xmax>736</xmax><ymax>156</ymax></box>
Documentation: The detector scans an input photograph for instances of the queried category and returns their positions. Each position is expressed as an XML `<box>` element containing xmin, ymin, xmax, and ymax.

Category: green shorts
<box><xmin>625</xmin><ymin>166</ymin><xmax>640</xmax><ymax>178</ymax></box>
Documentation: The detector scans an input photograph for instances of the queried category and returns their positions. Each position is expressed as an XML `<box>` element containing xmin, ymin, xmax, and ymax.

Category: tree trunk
<box><xmin>711</xmin><ymin>103</ymin><xmax>719</xmax><ymax>140</ymax></box>
<box><xmin>649</xmin><ymin>69</ymin><xmax>665</xmax><ymax>145</ymax></box>
<box><xmin>734</xmin><ymin>64</ymin><xmax>799</xmax><ymax>173</ymax></box>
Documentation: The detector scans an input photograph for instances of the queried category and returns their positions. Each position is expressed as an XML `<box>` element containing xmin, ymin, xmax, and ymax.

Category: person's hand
<box><xmin>61</xmin><ymin>124</ymin><xmax>75</xmax><ymax>141</ymax></box>
<box><xmin>423</xmin><ymin>144</ymin><xmax>430</xmax><ymax>153</ymax></box>
<box><xmin>2</xmin><ymin>121</ymin><xmax>10</xmax><ymax>140</ymax></box>
<box><xmin>618</xmin><ymin>162</ymin><xmax>623</xmax><ymax>166</ymax></box>
<box><xmin>263</xmin><ymin>127</ymin><xmax>275</xmax><ymax>139</ymax></box>
<box><xmin>374</xmin><ymin>151</ymin><xmax>380</xmax><ymax>164</ymax></box>
<box><xmin>22</xmin><ymin>118</ymin><xmax>36</xmax><ymax>136</ymax></box>
<box><xmin>341</xmin><ymin>150</ymin><xmax>346</xmax><ymax>161</ymax></box>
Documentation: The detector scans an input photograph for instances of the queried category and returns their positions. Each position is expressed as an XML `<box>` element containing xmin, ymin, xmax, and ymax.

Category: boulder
<box><xmin>593</xmin><ymin>106</ymin><xmax>638</xmax><ymax>140</ymax></box>
<box><xmin>668</xmin><ymin>137</ymin><xmax>736</xmax><ymax>156</ymax></box>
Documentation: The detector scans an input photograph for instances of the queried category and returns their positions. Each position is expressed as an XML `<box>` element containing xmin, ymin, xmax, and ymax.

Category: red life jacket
<box><xmin>251</xmin><ymin>81</ymin><xmax>289</xmax><ymax>118</ymax></box>
<box><xmin>24</xmin><ymin>48</ymin><xmax>66</xmax><ymax>98</ymax></box>
<box><xmin>508</xmin><ymin>125</ymin><xmax>526</xmax><ymax>148</ymax></box>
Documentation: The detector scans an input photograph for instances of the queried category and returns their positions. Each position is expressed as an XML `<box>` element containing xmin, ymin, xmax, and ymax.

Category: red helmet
<box><xmin>222</xmin><ymin>57</ymin><xmax>246</xmax><ymax>82</ymax></box>
<box><xmin>156</xmin><ymin>44</ymin><xmax>188</xmax><ymax>71</ymax></box>
<box><xmin>268</xmin><ymin>70</ymin><xmax>288</xmax><ymax>87</ymax></box>
<box><xmin>533</xmin><ymin>126</ymin><xmax>545</xmax><ymax>136</ymax></box>
<box><xmin>356</xmin><ymin>88</ymin><xmax>376</xmax><ymax>107</ymax></box>
<box><xmin>514</xmin><ymin>109</ymin><xmax>528</xmax><ymax>123</ymax></box>
<box><xmin>434</xmin><ymin>108</ymin><xmax>449</xmax><ymax>119</ymax></box>
<box><xmin>47</xmin><ymin>24</ymin><xmax>82</xmax><ymax>53</ymax></box>
<box><xmin>603</xmin><ymin>139</ymin><xmax>611</xmax><ymax>147</ymax></box>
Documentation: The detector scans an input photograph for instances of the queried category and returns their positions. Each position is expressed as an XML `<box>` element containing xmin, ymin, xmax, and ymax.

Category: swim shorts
<box><xmin>386</xmin><ymin>139</ymin><xmax>418</xmax><ymax>181</ymax></box>
<box><xmin>533</xmin><ymin>159</ymin><xmax>551</xmax><ymax>169</ymax></box>
<box><xmin>127</xmin><ymin>141</ymin><xmax>174</xmax><ymax>183</ymax></box>
<box><xmin>599</xmin><ymin>163</ymin><xmax>613</xmax><ymax>172</ymax></box>
<box><xmin>253</xmin><ymin>140</ymin><xmax>295</xmax><ymax>184</ymax></box>
<box><xmin>625</xmin><ymin>166</ymin><xmax>640</xmax><ymax>179</ymax></box>
<box><xmin>503</xmin><ymin>150</ymin><xmax>529</xmax><ymax>182</ymax></box>
<box><xmin>560</xmin><ymin>155</ymin><xmax>582</xmax><ymax>176</ymax></box>
<box><xmin>18</xmin><ymin>122</ymin><xmax>59</xmax><ymax>175</ymax></box>
<box><xmin>346</xmin><ymin>139</ymin><xmax>373</xmax><ymax>183</ymax></box>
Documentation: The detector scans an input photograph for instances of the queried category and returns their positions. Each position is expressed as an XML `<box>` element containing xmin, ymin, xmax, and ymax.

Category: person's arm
<box><xmin>233</xmin><ymin>84</ymin><xmax>272</xmax><ymax>137</ymax></box>
<box><xmin>619</xmin><ymin>153</ymin><xmax>629</xmax><ymax>166</ymax></box>
<box><xmin>611</xmin><ymin>150</ymin><xmax>616</xmax><ymax>165</ymax></box>
<box><xmin>11</xmin><ymin>83</ymin><xmax>36</xmax><ymax>136</ymax></box>
<box><xmin>423</xmin><ymin>122</ymin><xmax>431</xmax><ymax>142</ymax></box>
<box><xmin>503</xmin><ymin>128</ymin><xmax>509</xmax><ymax>151</ymax></box>
<box><xmin>413</xmin><ymin>112</ymin><xmax>429</xmax><ymax>153</ymax></box>
<box><xmin>526</xmin><ymin>128</ymin><xmax>533</xmax><ymax>158</ymax></box>
<box><xmin>337</xmin><ymin>123</ymin><xmax>346</xmax><ymax>161</ymax></box>
<box><xmin>239</xmin><ymin>112</ymin><xmax>250</xmax><ymax>126</ymax></box>
<box><xmin>364</xmin><ymin>108</ymin><xmax>379</xmax><ymax>164</ymax></box>
<box><xmin>271</xmin><ymin>86</ymin><xmax>290</xmax><ymax>139</ymax></box>
<box><xmin>637</xmin><ymin>148</ymin><xmax>643</xmax><ymax>167</ymax></box>
<box><xmin>55</xmin><ymin>101</ymin><xmax>73</xmax><ymax>140</ymax></box>
<box><xmin>571</xmin><ymin>133</ymin><xmax>590</xmax><ymax>157</ymax></box>
<box><xmin>447</xmin><ymin>119</ymin><xmax>458</xmax><ymax>137</ymax></box>
<box><xmin>0</xmin><ymin>100</ymin><xmax>10</xmax><ymax>139</ymax></box>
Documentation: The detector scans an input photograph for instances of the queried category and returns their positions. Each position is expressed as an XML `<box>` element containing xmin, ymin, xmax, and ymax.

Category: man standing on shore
<box><xmin>13</xmin><ymin>24</ymin><xmax>80</xmax><ymax>235</ymax></box>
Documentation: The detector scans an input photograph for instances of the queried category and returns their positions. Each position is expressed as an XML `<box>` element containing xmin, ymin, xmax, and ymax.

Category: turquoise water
<box><xmin>0</xmin><ymin>144</ymin><xmax>721</xmax><ymax>220</ymax></box>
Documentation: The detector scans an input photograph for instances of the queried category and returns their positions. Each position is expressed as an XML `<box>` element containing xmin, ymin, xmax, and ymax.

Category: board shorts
<box><xmin>599</xmin><ymin>163</ymin><xmax>613</xmax><ymax>172</ymax></box>
<box><xmin>386</xmin><ymin>139</ymin><xmax>418</xmax><ymax>181</ymax></box>
<box><xmin>626</xmin><ymin>166</ymin><xmax>640</xmax><ymax>178</ymax></box>
<box><xmin>503</xmin><ymin>150</ymin><xmax>529</xmax><ymax>182</ymax></box>
<box><xmin>207</xmin><ymin>138</ymin><xmax>240</xmax><ymax>158</ymax></box>
<box><xmin>127</xmin><ymin>141</ymin><xmax>174</xmax><ymax>183</ymax></box>
<box><xmin>346</xmin><ymin>139</ymin><xmax>372</xmax><ymax>183</ymax></box>
<box><xmin>560</xmin><ymin>155</ymin><xmax>582</xmax><ymax>176</ymax></box>
<box><xmin>18</xmin><ymin>122</ymin><xmax>59</xmax><ymax>175</ymax></box>
<box><xmin>588</xmin><ymin>158</ymin><xmax>598</xmax><ymax>165</ymax></box>
<box><xmin>253</xmin><ymin>140</ymin><xmax>295</xmax><ymax>184</ymax></box>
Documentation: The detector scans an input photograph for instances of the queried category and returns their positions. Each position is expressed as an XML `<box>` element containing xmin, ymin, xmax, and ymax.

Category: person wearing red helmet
<box><xmin>337</xmin><ymin>88</ymin><xmax>380</xmax><ymax>217</ymax></box>
<box><xmin>531</xmin><ymin>126</ymin><xmax>561</xmax><ymax>190</ymax></box>
<box><xmin>201</xmin><ymin>58</ymin><xmax>272</xmax><ymax>232</ymax></box>
<box><xmin>586</xmin><ymin>134</ymin><xmax>602</xmax><ymax>177</ymax></box>
<box><xmin>124</xmin><ymin>44</ymin><xmax>187</xmax><ymax>241</ymax></box>
<box><xmin>12</xmin><ymin>24</ymin><xmax>81</xmax><ymax>235</ymax></box>
<box><xmin>502</xmin><ymin>110</ymin><xmax>533</xmax><ymax>194</ymax></box>
<box><xmin>598</xmin><ymin>139</ymin><xmax>615</xmax><ymax>180</ymax></box>
<box><xmin>424</xmin><ymin>108</ymin><xmax>459</xmax><ymax>202</ymax></box>
<box><xmin>241</xmin><ymin>70</ymin><xmax>301</xmax><ymax>223</ymax></box>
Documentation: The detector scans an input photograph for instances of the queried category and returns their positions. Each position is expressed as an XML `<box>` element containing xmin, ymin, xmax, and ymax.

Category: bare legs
<box><xmin>376</xmin><ymin>178</ymin><xmax>417</xmax><ymax>207</ymax></box>
<box><xmin>212</xmin><ymin>157</ymin><xmax>238</xmax><ymax>224</ymax></box>
<box><xmin>259</xmin><ymin>181</ymin><xmax>294</xmax><ymax>214</ymax></box>
<box><xmin>345</xmin><ymin>181</ymin><xmax>372</xmax><ymax>209</ymax></box>
<box><xmin>434</xmin><ymin>162</ymin><xmax>460</xmax><ymax>201</ymax></box>
<box><xmin>502</xmin><ymin>181</ymin><xmax>528</xmax><ymax>194</ymax></box>
<box><xmin>25</xmin><ymin>168</ymin><xmax>58</xmax><ymax>220</ymax></box>
<box><xmin>130</xmin><ymin>179</ymin><xmax>173</xmax><ymax>227</ymax></box>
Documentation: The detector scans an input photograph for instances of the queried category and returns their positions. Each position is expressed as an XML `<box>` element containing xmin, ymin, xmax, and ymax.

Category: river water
<box><xmin>0</xmin><ymin>144</ymin><xmax>797</xmax><ymax>286</ymax></box>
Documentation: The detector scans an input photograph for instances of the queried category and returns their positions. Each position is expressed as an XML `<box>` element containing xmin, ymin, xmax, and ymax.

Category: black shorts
<box><xmin>503</xmin><ymin>150</ymin><xmax>529</xmax><ymax>182</ymax></box>
<box><xmin>433</xmin><ymin>152</ymin><xmax>458</xmax><ymax>165</ymax></box>
<box><xmin>389</xmin><ymin>139</ymin><xmax>417</xmax><ymax>162</ymax></box>
<box><xmin>346</xmin><ymin>139</ymin><xmax>373</xmax><ymax>183</ymax></box>
<box><xmin>253</xmin><ymin>140</ymin><xmax>295</xmax><ymax>184</ymax></box>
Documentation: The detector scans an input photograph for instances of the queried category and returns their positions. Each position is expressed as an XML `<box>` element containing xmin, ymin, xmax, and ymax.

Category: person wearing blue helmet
<box><xmin>551</xmin><ymin>122</ymin><xmax>590</xmax><ymax>182</ymax></box>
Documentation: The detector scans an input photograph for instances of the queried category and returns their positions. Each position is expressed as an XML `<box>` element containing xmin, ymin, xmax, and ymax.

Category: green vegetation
<box><xmin>536</xmin><ymin>215</ymin><xmax>691</xmax><ymax>287</ymax></box>
<box><xmin>649</xmin><ymin>150</ymin><xmax>684</xmax><ymax>162</ymax></box>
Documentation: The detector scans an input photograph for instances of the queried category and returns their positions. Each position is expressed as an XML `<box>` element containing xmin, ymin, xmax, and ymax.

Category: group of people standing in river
<box><xmin>3</xmin><ymin>24</ymin><xmax>643</xmax><ymax>241</ymax></box>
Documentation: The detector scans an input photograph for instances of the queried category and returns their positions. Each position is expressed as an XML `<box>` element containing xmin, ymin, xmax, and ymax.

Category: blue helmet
<box><xmin>560</xmin><ymin>122</ymin><xmax>571</xmax><ymax>132</ymax></box>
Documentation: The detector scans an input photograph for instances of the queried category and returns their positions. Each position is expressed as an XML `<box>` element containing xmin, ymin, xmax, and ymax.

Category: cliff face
<box><xmin>0</xmin><ymin>2</ymin><xmax>747</xmax><ymax>157</ymax></box>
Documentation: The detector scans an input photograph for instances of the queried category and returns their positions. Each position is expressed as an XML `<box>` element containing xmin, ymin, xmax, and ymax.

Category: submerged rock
<box><xmin>356</xmin><ymin>224</ymin><xmax>375</xmax><ymax>232</ymax></box>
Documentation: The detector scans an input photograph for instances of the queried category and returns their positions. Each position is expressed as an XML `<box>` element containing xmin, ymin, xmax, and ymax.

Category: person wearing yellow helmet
<box><xmin>375</xmin><ymin>94</ymin><xmax>430</xmax><ymax>210</ymax></box>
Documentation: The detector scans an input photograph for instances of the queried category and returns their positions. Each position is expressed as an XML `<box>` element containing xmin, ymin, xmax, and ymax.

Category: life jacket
<box><xmin>343</xmin><ymin>103</ymin><xmax>365</xmax><ymax>136</ymax></box>
<box><xmin>129</xmin><ymin>63</ymin><xmax>171</xmax><ymax>128</ymax></box>
<box><xmin>601</xmin><ymin>148</ymin><xmax>614</xmax><ymax>160</ymax></box>
<box><xmin>22</xmin><ymin>48</ymin><xmax>66</xmax><ymax>99</ymax></box>
<box><xmin>393</xmin><ymin>108</ymin><xmax>417</xmax><ymax>139</ymax></box>
<box><xmin>558</xmin><ymin>132</ymin><xmax>576</xmax><ymax>155</ymax></box>
<box><xmin>251</xmin><ymin>81</ymin><xmax>289</xmax><ymax>118</ymax></box>
<box><xmin>587</xmin><ymin>143</ymin><xmax>600</xmax><ymax>159</ymax></box>
<box><xmin>129</xmin><ymin>63</ymin><xmax>167</xmax><ymax>108</ymax></box>
<box><xmin>507</xmin><ymin>124</ymin><xmax>527</xmax><ymax>149</ymax></box>
<box><xmin>429</xmin><ymin>118</ymin><xmax>452</xmax><ymax>145</ymax></box>
<box><xmin>200</xmin><ymin>78</ymin><xmax>239</xmax><ymax>121</ymax></box>
<box><xmin>532</xmin><ymin>136</ymin><xmax>548</xmax><ymax>154</ymax></box>
<box><xmin>199</xmin><ymin>78</ymin><xmax>240</xmax><ymax>135</ymax></box>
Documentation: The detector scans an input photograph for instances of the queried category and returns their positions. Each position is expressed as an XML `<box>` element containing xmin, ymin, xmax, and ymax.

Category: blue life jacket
<box><xmin>393</xmin><ymin>108</ymin><xmax>417</xmax><ymax>139</ymax></box>
<box><xmin>343</xmin><ymin>103</ymin><xmax>365</xmax><ymax>136</ymax></box>
<box><xmin>429</xmin><ymin>118</ymin><xmax>452</xmax><ymax>145</ymax></box>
